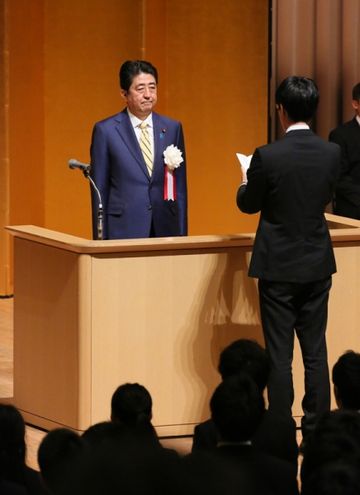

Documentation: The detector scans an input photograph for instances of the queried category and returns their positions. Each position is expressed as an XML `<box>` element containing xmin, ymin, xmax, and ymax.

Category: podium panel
<box><xmin>6</xmin><ymin>214</ymin><xmax>360</xmax><ymax>433</ymax></box>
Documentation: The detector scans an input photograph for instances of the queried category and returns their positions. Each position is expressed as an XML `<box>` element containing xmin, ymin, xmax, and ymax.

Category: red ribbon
<box><xmin>164</xmin><ymin>168</ymin><xmax>177</xmax><ymax>201</ymax></box>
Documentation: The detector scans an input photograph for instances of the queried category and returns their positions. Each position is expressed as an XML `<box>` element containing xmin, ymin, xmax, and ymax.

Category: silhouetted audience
<box><xmin>37</xmin><ymin>428</ymin><xmax>83</xmax><ymax>495</ymax></box>
<box><xmin>302</xmin><ymin>461</ymin><xmax>360</xmax><ymax>495</ymax></box>
<box><xmin>82</xmin><ymin>420</ymin><xmax>127</xmax><ymax>446</ymax></box>
<box><xmin>0</xmin><ymin>480</ymin><xmax>28</xmax><ymax>495</ymax></box>
<box><xmin>59</xmin><ymin>425</ymin><xmax>186</xmax><ymax>495</ymax></box>
<box><xmin>111</xmin><ymin>382</ymin><xmax>152</xmax><ymax>424</ymax></box>
<box><xmin>332</xmin><ymin>350</ymin><xmax>360</xmax><ymax>410</ymax></box>
<box><xmin>110</xmin><ymin>382</ymin><xmax>159</xmax><ymax>445</ymax></box>
<box><xmin>186</xmin><ymin>374</ymin><xmax>298</xmax><ymax>494</ymax></box>
<box><xmin>12</xmin><ymin>346</ymin><xmax>360</xmax><ymax>495</ymax></box>
<box><xmin>301</xmin><ymin>409</ymin><xmax>360</xmax><ymax>493</ymax></box>
<box><xmin>0</xmin><ymin>403</ymin><xmax>47</xmax><ymax>495</ymax></box>
<box><xmin>192</xmin><ymin>339</ymin><xmax>298</xmax><ymax>465</ymax></box>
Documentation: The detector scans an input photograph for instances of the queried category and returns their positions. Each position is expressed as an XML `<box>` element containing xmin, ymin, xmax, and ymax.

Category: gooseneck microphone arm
<box><xmin>68</xmin><ymin>159</ymin><xmax>104</xmax><ymax>240</ymax></box>
<box><xmin>87</xmin><ymin>175</ymin><xmax>103</xmax><ymax>241</ymax></box>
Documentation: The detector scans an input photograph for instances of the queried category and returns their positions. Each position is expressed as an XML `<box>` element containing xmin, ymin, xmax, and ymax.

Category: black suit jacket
<box><xmin>329</xmin><ymin>117</ymin><xmax>360</xmax><ymax>209</ymax></box>
<box><xmin>192</xmin><ymin>410</ymin><xmax>298</xmax><ymax>466</ymax></box>
<box><xmin>185</xmin><ymin>444</ymin><xmax>299</xmax><ymax>495</ymax></box>
<box><xmin>215</xmin><ymin>444</ymin><xmax>299</xmax><ymax>495</ymax></box>
<box><xmin>237</xmin><ymin>130</ymin><xmax>341</xmax><ymax>282</ymax></box>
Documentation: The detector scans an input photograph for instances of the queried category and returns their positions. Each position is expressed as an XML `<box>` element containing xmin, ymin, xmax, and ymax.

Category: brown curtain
<box><xmin>272</xmin><ymin>0</ymin><xmax>360</xmax><ymax>140</ymax></box>
<box><xmin>0</xmin><ymin>0</ymin><xmax>11</xmax><ymax>295</ymax></box>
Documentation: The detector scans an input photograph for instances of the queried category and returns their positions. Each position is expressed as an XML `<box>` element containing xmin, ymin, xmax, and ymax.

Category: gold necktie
<box><xmin>139</xmin><ymin>122</ymin><xmax>153</xmax><ymax>175</ymax></box>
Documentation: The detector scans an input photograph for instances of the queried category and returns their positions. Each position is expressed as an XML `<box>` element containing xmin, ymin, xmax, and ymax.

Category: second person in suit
<box><xmin>237</xmin><ymin>76</ymin><xmax>341</xmax><ymax>439</ymax></box>
<box><xmin>329</xmin><ymin>82</ymin><xmax>360</xmax><ymax>219</ymax></box>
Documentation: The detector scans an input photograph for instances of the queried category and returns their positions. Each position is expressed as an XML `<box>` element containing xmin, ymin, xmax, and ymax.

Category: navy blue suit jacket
<box><xmin>90</xmin><ymin>109</ymin><xmax>187</xmax><ymax>239</ymax></box>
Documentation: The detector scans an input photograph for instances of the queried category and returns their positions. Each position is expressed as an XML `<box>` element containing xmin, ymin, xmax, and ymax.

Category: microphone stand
<box><xmin>83</xmin><ymin>168</ymin><xmax>103</xmax><ymax>241</ymax></box>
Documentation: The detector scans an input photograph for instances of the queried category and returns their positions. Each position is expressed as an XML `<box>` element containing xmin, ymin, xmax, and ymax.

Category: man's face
<box><xmin>352</xmin><ymin>99</ymin><xmax>360</xmax><ymax>118</ymax></box>
<box><xmin>121</xmin><ymin>72</ymin><xmax>157</xmax><ymax>119</ymax></box>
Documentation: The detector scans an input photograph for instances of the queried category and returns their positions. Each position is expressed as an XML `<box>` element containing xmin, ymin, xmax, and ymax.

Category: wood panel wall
<box><xmin>0</xmin><ymin>0</ymin><xmax>268</xmax><ymax>294</ymax></box>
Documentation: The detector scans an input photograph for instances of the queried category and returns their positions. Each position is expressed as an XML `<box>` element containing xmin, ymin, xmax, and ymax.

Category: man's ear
<box><xmin>333</xmin><ymin>384</ymin><xmax>342</xmax><ymax>408</ymax></box>
<box><xmin>120</xmin><ymin>89</ymin><xmax>127</xmax><ymax>100</ymax></box>
<box><xmin>277</xmin><ymin>104</ymin><xmax>288</xmax><ymax>131</ymax></box>
<box><xmin>351</xmin><ymin>99</ymin><xmax>359</xmax><ymax>111</ymax></box>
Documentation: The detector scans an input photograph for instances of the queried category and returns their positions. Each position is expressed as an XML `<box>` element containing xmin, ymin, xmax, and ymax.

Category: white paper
<box><xmin>236</xmin><ymin>153</ymin><xmax>253</xmax><ymax>169</ymax></box>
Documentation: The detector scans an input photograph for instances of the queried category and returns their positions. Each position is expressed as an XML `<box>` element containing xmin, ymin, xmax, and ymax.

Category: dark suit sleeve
<box><xmin>236</xmin><ymin>148</ymin><xmax>267</xmax><ymax>214</ymax></box>
<box><xmin>175</xmin><ymin>123</ymin><xmax>188</xmax><ymax>235</ymax></box>
<box><xmin>329</xmin><ymin>127</ymin><xmax>360</xmax><ymax>206</ymax></box>
<box><xmin>90</xmin><ymin>123</ymin><xmax>110</xmax><ymax>239</ymax></box>
<box><xmin>329</xmin><ymin>128</ymin><xmax>351</xmax><ymax>177</ymax></box>
<box><xmin>192</xmin><ymin>420</ymin><xmax>218</xmax><ymax>453</ymax></box>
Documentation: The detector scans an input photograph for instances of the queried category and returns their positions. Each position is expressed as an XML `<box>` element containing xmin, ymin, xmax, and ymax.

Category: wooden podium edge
<box><xmin>6</xmin><ymin>214</ymin><xmax>360</xmax><ymax>255</ymax></box>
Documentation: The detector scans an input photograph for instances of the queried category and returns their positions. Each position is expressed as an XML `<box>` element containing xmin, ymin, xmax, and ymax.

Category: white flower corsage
<box><xmin>163</xmin><ymin>145</ymin><xmax>184</xmax><ymax>170</ymax></box>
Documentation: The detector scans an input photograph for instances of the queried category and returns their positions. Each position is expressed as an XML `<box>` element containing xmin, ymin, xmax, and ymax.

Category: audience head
<box><xmin>301</xmin><ymin>461</ymin><xmax>360</xmax><ymax>495</ymax></box>
<box><xmin>62</xmin><ymin>430</ymin><xmax>184</xmax><ymax>495</ymax></box>
<box><xmin>275</xmin><ymin>75</ymin><xmax>319</xmax><ymax>123</ymax></box>
<box><xmin>218</xmin><ymin>338</ymin><xmax>270</xmax><ymax>391</ymax></box>
<box><xmin>210</xmin><ymin>373</ymin><xmax>265</xmax><ymax>443</ymax></box>
<box><xmin>119</xmin><ymin>60</ymin><xmax>158</xmax><ymax>91</ymax></box>
<box><xmin>301</xmin><ymin>409</ymin><xmax>360</xmax><ymax>485</ymax></box>
<box><xmin>111</xmin><ymin>382</ymin><xmax>152</xmax><ymax>425</ymax></box>
<box><xmin>82</xmin><ymin>420</ymin><xmax>159</xmax><ymax>450</ymax></box>
<box><xmin>0</xmin><ymin>404</ymin><xmax>26</xmax><ymax>481</ymax></box>
<box><xmin>332</xmin><ymin>350</ymin><xmax>360</xmax><ymax>410</ymax></box>
<box><xmin>38</xmin><ymin>428</ymin><xmax>83</xmax><ymax>494</ymax></box>
<box><xmin>110</xmin><ymin>383</ymin><xmax>158</xmax><ymax>444</ymax></box>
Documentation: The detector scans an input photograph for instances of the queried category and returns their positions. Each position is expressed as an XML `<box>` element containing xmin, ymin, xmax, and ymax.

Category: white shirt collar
<box><xmin>127</xmin><ymin>109</ymin><xmax>153</xmax><ymax>129</ymax></box>
<box><xmin>286</xmin><ymin>123</ymin><xmax>310</xmax><ymax>133</ymax></box>
<box><xmin>356</xmin><ymin>115</ymin><xmax>360</xmax><ymax>127</ymax></box>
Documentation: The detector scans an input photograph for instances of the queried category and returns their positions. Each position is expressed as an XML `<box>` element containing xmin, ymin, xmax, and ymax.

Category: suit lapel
<box><xmin>152</xmin><ymin>113</ymin><xmax>166</xmax><ymax>181</ymax></box>
<box><xmin>114</xmin><ymin>110</ymin><xmax>150</xmax><ymax>179</ymax></box>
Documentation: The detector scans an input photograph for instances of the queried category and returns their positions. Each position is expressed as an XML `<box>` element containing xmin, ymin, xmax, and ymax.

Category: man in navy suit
<box><xmin>90</xmin><ymin>60</ymin><xmax>187</xmax><ymax>239</ymax></box>
<box><xmin>237</xmin><ymin>76</ymin><xmax>341</xmax><ymax>438</ymax></box>
<box><xmin>329</xmin><ymin>82</ymin><xmax>360</xmax><ymax>219</ymax></box>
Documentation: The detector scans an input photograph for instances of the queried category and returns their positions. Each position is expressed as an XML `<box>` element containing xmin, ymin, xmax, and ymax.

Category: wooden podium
<box><xmin>6</xmin><ymin>214</ymin><xmax>360</xmax><ymax>434</ymax></box>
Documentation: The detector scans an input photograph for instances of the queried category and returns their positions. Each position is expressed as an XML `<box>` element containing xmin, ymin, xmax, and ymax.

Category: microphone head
<box><xmin>68</xmin><ymin>158</ymin><xmax>78</xmax><ymax>169</ymax></box>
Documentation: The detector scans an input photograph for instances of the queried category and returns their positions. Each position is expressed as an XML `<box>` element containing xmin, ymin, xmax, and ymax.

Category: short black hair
<box><xmin>301</xmin><ymin>462</ymin><xmax>360</xmax><ymax>495</ymax></box>
<box><xmin>119</xmin><ymin>60</ymin><xmax>158</xmax><ymax>91</ymax></box>
<box><xmin>111</xmin><ymin>382</ymin><xmax>152</xmax><ymax>426</ymax></box>
<box><xmin>210</xmin><ymin>373</ymin><xmax>265</xmax><ymax>442</ymax></box>
<box><xmin>332</xmin><ymin>350</ymin><xmax>360</xmax><ymax>410</ymax></box>
<box><xmin>352</xmin><ymin>82</ymin><xmax>360</xmax><ymax>101</ymax></box>
<box><xmin>275</xmin><ymin>76</ymin><xmax>319</xmax><ymax>123</ymax></box>
<box><xmin>218</xmin><ymin>339</ymin><xmax>270</xmax><ymax>390</ymax></box>
<box><xmin>0</xmin><ymin>403</ymin><xmax>26</xmax><ymax>465</ymax></box>
<box><xmin>38</xmin><ymin>428</ymin><xmax>83</xmax><ymax>493</ymax></box>
<box><xmin>301</xmin><ymin>410</ymin><xmax>360</xmax><ymax>484</ymax></box>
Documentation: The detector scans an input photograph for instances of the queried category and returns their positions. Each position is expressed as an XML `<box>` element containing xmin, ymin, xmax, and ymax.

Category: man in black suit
<box><xmin>237</xmin><ymin>76</ymin><xmax>341</xmax><ymax>438</ymax></box>
<box><xmin>189</xmin><ymin>375</ymin><xmax>299</xmax><ymax>495</ymax></box>
<box><xmin>329</xmin><ymin>82</ymin><xmax>360</xmax><ymax>219</ymax></box>
<box><xmin>192</xmin><ymin>339</ymin><xmax>298</xmax><ymax>466</ymax></box>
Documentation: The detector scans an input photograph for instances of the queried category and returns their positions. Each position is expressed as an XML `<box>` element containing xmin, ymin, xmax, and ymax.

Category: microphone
<box><xmin>67</xmin><ymin>158</ymin><xmax>104</xmax><ymax>240</ymax></box>
<box><xmin>68</xmin><ymin>158</ymin><xmax>91</xmax><ymax>173</ymax></box>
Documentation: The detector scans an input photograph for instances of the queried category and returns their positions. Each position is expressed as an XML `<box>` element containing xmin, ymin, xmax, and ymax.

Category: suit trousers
<box><xmin>258</xmin><ymin>277</ymin><xmax>332</xmax><ymax>437</ymax></box>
